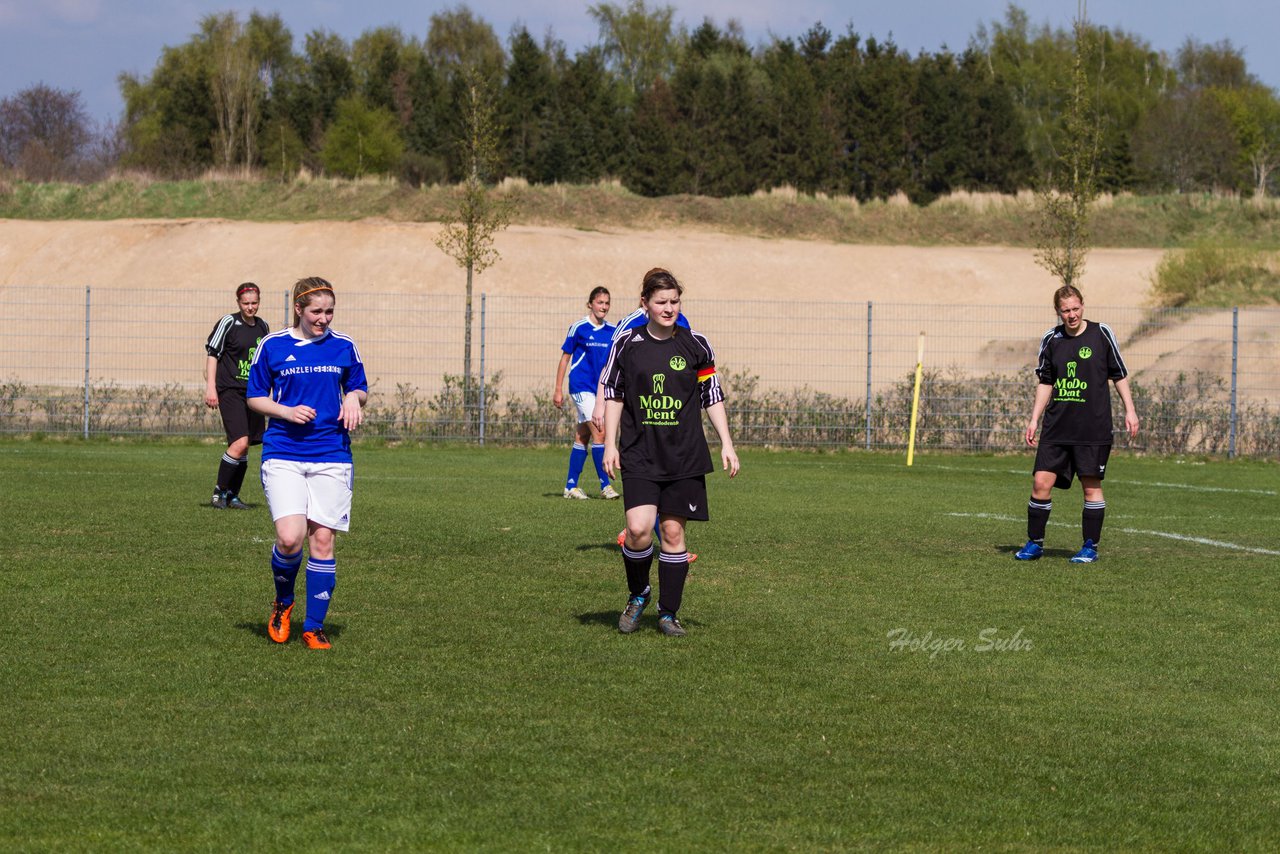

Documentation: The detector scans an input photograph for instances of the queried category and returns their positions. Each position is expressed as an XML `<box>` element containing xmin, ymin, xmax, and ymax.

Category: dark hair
<box><xmin>640</xmin><ymin>268</ymin><xmax>682</xmax><ymax>302</ymax></box>
<box><xmin>1053</xmin><ymin>284</ymin><xmax>1083</xmax><ymax>310</ymax></box>
<box><xmin>235</xmin><ymin>282</ymin><xmax>259</xmax><ymax>298</ymax></box>
<box><xmin>292</xmin><ymin>276</ymin><xmax>335</xmax><ymax>327</ymax></box>
<box><xmin>588</xmin><ymin>286</ymin><xmax>610</xmax><ymax>303</ymax></box>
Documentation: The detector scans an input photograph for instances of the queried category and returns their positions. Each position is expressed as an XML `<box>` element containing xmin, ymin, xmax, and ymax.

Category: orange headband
<box><xmin>294</xmin><ymin>286</ymin><xmax>334</xmax><ymax>301</ymax></box>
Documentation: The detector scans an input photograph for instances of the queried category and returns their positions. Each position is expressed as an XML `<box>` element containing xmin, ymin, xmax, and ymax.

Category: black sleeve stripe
<box><xmin>691</xmin><ymin>330</ymin><xmax>716</xmax><ymax>364</ymax></box>
<box><xmin>205</xmin><ymin>315</ymin><xmax>234</xmax><ymax>357</ymax></box>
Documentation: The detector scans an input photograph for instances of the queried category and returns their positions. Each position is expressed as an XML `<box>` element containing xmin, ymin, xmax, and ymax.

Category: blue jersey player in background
<box><xmin>248</xmin><ymin>277</ymin><xmax>368</xmax><ymax>650</ymax></box>
<box><xmin>554</xmin><ymin>287</ymin><xmax>618</xmax><ymax>500</ymax></box>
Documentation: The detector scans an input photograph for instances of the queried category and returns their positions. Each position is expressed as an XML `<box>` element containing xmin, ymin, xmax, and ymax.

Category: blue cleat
<box><xmin>1014</xmin><ymin>540</ymin><xmax>1044</xmax><ymax>561</ymax></box>
<box><xmin>618</xmin><ymin>592</ymin><xmax>649</xmax><ymax>634</ymax></box>
<box><xmin>1070</xmin><ymin>540</ymin><xmax>1099</xmax><ymax>563</ymax></box>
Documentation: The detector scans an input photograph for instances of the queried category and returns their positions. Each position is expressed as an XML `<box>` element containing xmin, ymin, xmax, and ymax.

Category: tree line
<box><xmin>3</xmin><ymin>2</ymin><xmax>1279</xmax><ymax>201</ymax></box>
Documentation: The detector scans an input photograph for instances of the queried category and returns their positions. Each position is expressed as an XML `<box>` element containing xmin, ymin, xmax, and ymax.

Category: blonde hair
<box><xmin>292</xmin><ymin>276</ymin><xmax>335</xmax><ymax>327</ymax></box>
<box><xmin>1053</xmin><ymin>284</ymin><xmax>1083</xmax><ymax>310</ymax></box>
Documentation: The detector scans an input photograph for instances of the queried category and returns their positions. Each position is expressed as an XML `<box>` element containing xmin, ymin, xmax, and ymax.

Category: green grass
<box><xmin>6</xmin><ymin>176</ymin><xmax>1280</xmax><ymax>249</ymax></box>
<box><xmin>3</xmin><ymin>440</ymin><xmax>1280</xmax><ymax>849</ymax></box>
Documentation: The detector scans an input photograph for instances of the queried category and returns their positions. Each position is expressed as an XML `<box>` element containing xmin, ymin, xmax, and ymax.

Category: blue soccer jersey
<box><xmin>611</xmin><ymin>306</ymin><xmax>690</xmax><ymax>342</ymax></box>
<box><xmin>561</xmin><ymin>316</ymin><xmax>616</xmax><ymax>394</ymax></box>
<box><xmin>247</xmin><ymin>329</ymin><xmax>369</xmax><ymax>463</ymax></box>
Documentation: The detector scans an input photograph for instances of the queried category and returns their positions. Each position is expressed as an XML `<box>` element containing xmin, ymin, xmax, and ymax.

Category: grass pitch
<box><xmin>2</xmin><ymin>440</ymin><xmax>1278</xmax><ymax>850</ymax></box>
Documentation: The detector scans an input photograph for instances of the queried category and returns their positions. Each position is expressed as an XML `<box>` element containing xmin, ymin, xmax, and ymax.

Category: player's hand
<box><xmin>553</xmin><ymin>390</ymin><xmax>563</xmax><ymax>408</ymax></box>
<box><xmin>591</xmin><ymin>403</ymin><xmax>604</xmax><ymax>433</ymax></box>
<box><xmin>602</xmin><ymin>447</ymin><xmax>620</xmax><ymax>480</ymax></box>
<box><xmin>287</xmin><ymin>404</ymin><xmax>317</xmax><ymax>424</ymax></box>
<box><xmin>721</xmin><ymin>445</ymin><xmax>739</xmax><ymax>478</ymax></box>
<box><xmin>1125</xmin><ymin>411</ymin><xmax>1140</xmax><ymax>438</ymax></box>
<box><xmin>204</xmin><ymin>390</ymin><xmax>219</xmax><ymax>408</ymax></box>
<box><xmin>339</xmin><ymin>394</ymin><xmax>364</xmax><ymax>431</ymax></box>
<box><xmin>1024</xmin><ymin>421</ymin><xmax>1039</xmax><ymax>447</ymax></box>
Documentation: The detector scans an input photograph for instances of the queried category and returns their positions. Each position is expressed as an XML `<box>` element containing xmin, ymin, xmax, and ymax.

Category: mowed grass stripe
<box><xmin>2</xmin><ymin>441</ymin><xmax>1278</xmax><ymax>849</ymax></box>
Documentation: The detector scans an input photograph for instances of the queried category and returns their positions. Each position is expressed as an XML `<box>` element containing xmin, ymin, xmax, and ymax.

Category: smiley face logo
<box><xmin>1078</xmin><ymin>346</ymin><xmax>1092</xmax><ymax>359</ymax></box>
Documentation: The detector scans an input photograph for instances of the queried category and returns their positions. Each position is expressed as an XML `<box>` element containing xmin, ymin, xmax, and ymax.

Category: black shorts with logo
<box><xmin>217</xmin><ymin>387</ymin><xmax>265</xmax><ymax>445</ymax></box>
<box><xmin>1034</xmin><ymin>443</ymin><xmax>1111</xmax><ymax>490</ymax></box>
<box><xmin>621</xmin><ymin>474</ymin><xmax>709</xmax><ymax>522</ymax></box>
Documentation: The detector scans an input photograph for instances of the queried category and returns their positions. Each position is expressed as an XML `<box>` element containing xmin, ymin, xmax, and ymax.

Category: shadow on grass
<box><xmin>575</xmin><ymin>542</ymin><xmax>620</xmax><ymax>553</ymax></box>
<box><xmin>575</xmin><ymin>611</ymin><xmax>699</xmax><ymax>633</ymax></box>
<box><xmin>234</xmin><ymin>620</ymin><xmax>345</xmax><ymax>640</ymax></box>
<box><xmin>995</xmin><ymin>544</ymin><xmax>1076</xmax><ymax>560</ymax></box>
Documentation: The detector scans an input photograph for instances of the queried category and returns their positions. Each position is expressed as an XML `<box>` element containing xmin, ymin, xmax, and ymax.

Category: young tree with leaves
<box><xmin>434</xmin><ymin>72</ymin><xmax>516</xmax><ymax>412</ymax></box>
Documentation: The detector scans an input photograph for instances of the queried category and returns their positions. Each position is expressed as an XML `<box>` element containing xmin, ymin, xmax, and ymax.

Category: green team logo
<box><xmin>669</xmin><ymin>355</ymin><xmax>687</xmax><ymax>371</ymax></box>
<box><xmin>237</xmin><ymin>339</ymin><xmax>261</xmax><ymax>381</ymax></box>
<box><xmin>1078</xmin><ymin>346</ymin><xmax>1093</xmax><ymax>359</ymax></box>
<box><xmin>1056</xmin><ymin>360</ymin><xmax>1088</xmax><ymax>402</ymax></box>
<box><xmin>640</xmin><ymin>372</ymin><xmax>681</xmax><ymax>424</ymax></box>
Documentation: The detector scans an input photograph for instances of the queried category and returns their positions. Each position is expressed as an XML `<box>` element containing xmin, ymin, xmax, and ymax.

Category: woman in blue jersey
<box><xmin>247</xmin><ymin>277</ymin><xmax>368</xmax><ymax>650</ymax></box>
<box><xmin>553</xmin><ymin>287</ymin><xmax>617</xmax><ymax>499</ymax></box>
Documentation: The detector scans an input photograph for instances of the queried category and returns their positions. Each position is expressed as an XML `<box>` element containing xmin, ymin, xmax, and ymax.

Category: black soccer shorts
<box><xmin>1033</xmin><ymin>442</ymin><xmax>1112</xmax><ymax>490</ymax></box>
<box><xmin>621</xmin><ymin>474</ymin><xmax>709</xmax><ymax>522</ymax></box>
<box><xmin>217</xmin><ymin>387</ymin><xmax>265</xmax><ymax>445</ymax></box>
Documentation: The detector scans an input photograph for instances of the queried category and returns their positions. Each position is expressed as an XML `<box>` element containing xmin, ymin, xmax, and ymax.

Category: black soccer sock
<box><xmin>227</xmin><ymin>455</ymin><xmax>249</xmax><ymax>496</ymax></box>
<box><xmin>1082</xmin><ymin>500</ymin><xmax>1106</xmax><ymax>545</ymax></box>
<box><xmin>621</xmin><ymin>543</ymin><xmax>654</xmax><ymax>597</ymax></box>
<box><xmin>657</xmin><ymin>550</ymin><xmax>690</xmax><ymax>616</ymax></box>
<box><xmin>1027</xmin><ymin>497</ymin><xmax>1051</xmax><ymax>543</ymax></box>
<box><xmin>215</xmin><ymin>452</ymin><xmax>240</xmax><ymax>493</ymax></box>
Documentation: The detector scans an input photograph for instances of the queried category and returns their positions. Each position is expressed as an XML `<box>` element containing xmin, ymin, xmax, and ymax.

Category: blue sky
<box><xmin>2</xmin><ymin>0</ymin><xmax>1277</xmax><ymax>127</ymax></box>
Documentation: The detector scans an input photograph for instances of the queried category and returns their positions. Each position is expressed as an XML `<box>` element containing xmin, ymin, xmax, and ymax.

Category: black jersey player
<box><xmin>1016</xmin><ymin>285</ymin><xmax>1139</xmax><ymax>563</ymax></box>
<box><xmin>601</xmin><ymin>268</ymin><xmax>739</xmax><ymax>636</ymax></box>
<box><xmin>204</xmin><ymin>282</ymin><xmax>270</xmax><ymax>509</ymax></box>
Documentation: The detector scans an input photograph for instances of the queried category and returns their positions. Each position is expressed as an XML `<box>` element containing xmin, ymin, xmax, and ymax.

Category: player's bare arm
<box><xmin>340</xmin><ymin>390</ymin><xmax>367</xmax><ymax>430</ymax></box>
<box><xmin>248</xmin><ymin>395</ymin><xmax>316</xmax><ymax>424</ymax></box>
<box><xmin>704</xmin><ymin>401</ymin><xmax>739</xmax><ymax>478</ymax></box>
<box><xmin>1114</xmin><ymin>376</ymin><xmax>1139</xmax><ymax>438</ymax></box>
<box><xmin>601</xmin><ymin>398</ymin><xmax>623</xmax><ymax>478</ymax></box>
<box><xmin>1025</xmin><ymin>383</ymin><xmax>1053</xmax><ymax>447</ymax></box>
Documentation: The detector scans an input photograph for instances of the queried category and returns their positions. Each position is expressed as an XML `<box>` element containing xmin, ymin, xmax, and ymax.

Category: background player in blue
<box><xmin>203</xmin><ymin>282</ymin><xmax>269</xmax><ymax>509</ymax></box>
<box><xmin>602</xmin><ymin>268</ymin><xmax>738</xmax><ymax>637</ymax></box>
<box><xmin>553</xmin><ymin>286</ymin><xmax>618</xmax><ymax>499</ymax></box>
<box><xmin>1017</xmin><ymin>285</ymin><xmax>1139</xmax><ymax>564</ymax></box>
<box><xmin>247</xmin><ymin>277</ymin><xmax>368</xmax><ymax>650</ymax></box>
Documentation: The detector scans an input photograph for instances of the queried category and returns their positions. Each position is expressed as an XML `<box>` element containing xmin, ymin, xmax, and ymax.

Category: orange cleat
<box><xmin>617</xmin><ymin>529</ymin><xmax>626</xmax><ymax>547</ymax></box>
<box><xmin>268</xmin><ymin>600</ymin><xmax>293</xmax><ymax>644</ymax></box>
<box><xmin>302</xmin><ymin>629</ymin><xmax>331</xmax><ymax>650</ymax></box>
<box><xmin>688</xmin><ymin>553</ymin><xmax>698</xmax><ymax>566</ymax></box>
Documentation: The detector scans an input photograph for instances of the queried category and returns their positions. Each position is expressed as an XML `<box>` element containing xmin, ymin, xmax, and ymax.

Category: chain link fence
<box><xmin>2</xmin><ymin>286</ymin><xmax>1277</xmax><ymax>456</ymax></box>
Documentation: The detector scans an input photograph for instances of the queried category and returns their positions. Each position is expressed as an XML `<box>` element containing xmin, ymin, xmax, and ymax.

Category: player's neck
<box><xmin>646</xmin><ymin>320</ymin><xmax>675</xmax><ymax>340</ymax></box>
<box><xmin>1063</xmin><ymin>320</ymin><xmax>1087</xmax><ymax>337</ymax></box>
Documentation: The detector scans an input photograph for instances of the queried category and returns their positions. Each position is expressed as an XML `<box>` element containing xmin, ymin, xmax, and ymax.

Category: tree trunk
<box><xmin>464</xmin><ymin>260</ymin><xmax>473</xmax><ymax>422</ymax></box>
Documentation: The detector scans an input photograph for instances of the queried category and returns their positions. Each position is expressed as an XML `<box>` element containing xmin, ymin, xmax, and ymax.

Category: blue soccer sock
<box><xmin>565</xmin><ymin>442</ymin><xmax>588</xmax><ymax>490</ymax></box>
<box><xmin>304</xmin><ymin>557</ymin><xmax>337</xmax><ymax>632</ymax></box>
<box><xmin>271</xmin><ymin>545</ymin><xmax>303</xmax><ymax>606</ymax></box>
<box><xmin>591</xmin><ymin>443</ymin><xmax>608</xmax><ymax>490</ymax></box>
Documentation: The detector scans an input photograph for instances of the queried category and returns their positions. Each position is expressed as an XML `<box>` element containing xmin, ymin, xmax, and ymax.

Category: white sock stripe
<box><xmin>572</xmin><ymin>442</ymin><xmax>586</xmax><ymax>451</ymax></box>
<box><xmin>1084</xmin><ymin>501</ymin><xmax>1107</xmax><ymax>510</ymax></box>
<box><xmin>659</xmin><ymin>551</ymin><xmax>689</xmax><ymax>563</ymax></box>
<box><xmin>221</xmin><ymin>453</ymin><xmax>239</xmax><ymax>465</ymax></box>
<box><xmin>272</xmin><ymin>546</ymin><xmax>303</xmax><ymax>565</ymax></box>
<box><xmin>621</xmin><ymin>545</ymin><xmax>654</xmax><ymax>560</ymax></box>
<box><xmin>591</xmin><ymin>443</ymin><xmax>604</xmax><ymax>449</ymax></box>
<box><xmin>1029</xmin><ymin>500</ymin><xmax>1052</xmax><ymax>510</ymax></box>
<box><xmin>306</xmin><ymin>561</ymin><xmax>337</xmax><ymax>573</ymax></box>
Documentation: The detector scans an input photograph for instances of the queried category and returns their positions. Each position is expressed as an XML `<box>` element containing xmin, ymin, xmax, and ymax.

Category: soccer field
<box><xmin>2</xmin><ymin>440</ymin><xmax>1278</xmax><ymax>849</ymax></box>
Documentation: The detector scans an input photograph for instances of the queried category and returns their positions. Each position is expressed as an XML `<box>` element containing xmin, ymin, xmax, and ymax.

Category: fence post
<box><xmin>83</xmin><ymin>286</ymin><xmax>91</xmax><ymax>439</ymax></box>
<box><xmin>865</xmin><ymin>301</ymin><xmax>873</xmax><ymax>450</ymax></box>
<box><xmin>283</xmin><ymin>290</ymin><xmax>289</xmax><ymax>328</ymax></box>
<box><xmin>479</xmin><ymin>293</ymin><xmax>487</xmax><ymax>446</ymax></box>
<box><xmin>1229</xmin><ymin>306</ymin><xmax>1239</xmax><ymax>459</ymax></box>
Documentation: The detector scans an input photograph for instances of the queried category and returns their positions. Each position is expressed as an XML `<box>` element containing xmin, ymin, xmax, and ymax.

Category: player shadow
<box><xmin>575</xmin><ymin>611</ymin><xmax>700</xmax><ymax>632</ymax></box>
<box><xmin>234</xmin><ymin>620</ymin><xmax>345</xmax><ymax>640</ymax></box>
<box><xmin>576</xmin><ymin>542</ymin><xmax>620</xmax><ymax>554</ymax></box>
<box><xmin>996</xmin><ymin>544</ymin><xmax>1075</xmax><ymax>560</ymax></box>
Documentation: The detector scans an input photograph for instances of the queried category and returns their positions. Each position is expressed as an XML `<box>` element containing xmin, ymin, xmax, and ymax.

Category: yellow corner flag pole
<box><xmin>906</xmin><ymin>332</ymin><xmax>925</xmax><ymax>467</ymax></box>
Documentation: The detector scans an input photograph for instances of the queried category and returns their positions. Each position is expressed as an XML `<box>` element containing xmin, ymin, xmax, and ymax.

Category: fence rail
<box><xmin>2</xmin><ymin>287</ymin><xmax>1278</xmax><ymax>457</ymax></box>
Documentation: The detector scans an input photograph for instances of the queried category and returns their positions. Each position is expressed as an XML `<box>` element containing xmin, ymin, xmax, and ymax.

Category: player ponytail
<box><xmin>292</xmin><ymin>277</ymin><xmax>335</xmax><ymax>326</ymax></box>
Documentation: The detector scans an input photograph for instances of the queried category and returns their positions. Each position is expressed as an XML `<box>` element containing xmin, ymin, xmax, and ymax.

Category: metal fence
<box><xmin>2</xmin><ymin>286</ymin><xmax>1278</xmax><ymax>457</ymax></box>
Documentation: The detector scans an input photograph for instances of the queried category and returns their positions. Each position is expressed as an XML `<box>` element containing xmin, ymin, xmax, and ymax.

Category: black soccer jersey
<box><xmin>602</xmin><ymin>325</ymin><xmax>725</xmax><ymax>480</ymax></box>
<box><xmin>205</xmin><ymin>313</ymin><xmax>269</xmax><ymax>391</ymax></box>
<box><xmin>1035</xmin><ymin>320</ymin><xmax>1128</xmax><ymax>445</ymax></box>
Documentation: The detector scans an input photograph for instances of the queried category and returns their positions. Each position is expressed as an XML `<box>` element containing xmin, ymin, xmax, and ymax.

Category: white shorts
<box><xmin>260</xmin><ymin>459</ymin><xmax>354</xmax><ymax>531</ymax></box>
<box><xmin>570</xmin><ymin>391</ymin><xmax>597</xmax><ymax>424</ymax></box>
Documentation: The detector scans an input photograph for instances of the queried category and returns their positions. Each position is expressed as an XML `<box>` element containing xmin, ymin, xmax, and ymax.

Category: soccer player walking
<box><xmin>553</xmin><ymin>287</ymin><xmax>618</xmax><ymax>500</ymax></box>
<box><xmin>602</xmin><ymin>268</ymin><xmax>738</xmax><ymax>636</ymax></box>
<box><xmin>203</xmin><ymin>282</ymin><xmax>270</xmax><ymax>509</ymax></box>
<box><xmin>247</xmin><ymin>278</ymin><xmax>368</xmax><ymax>650</ymax></box>
<box><xmin>1017</xmin><ymin>285</ymin><xmax>1139</xmax><ymax>563</ymax></box>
